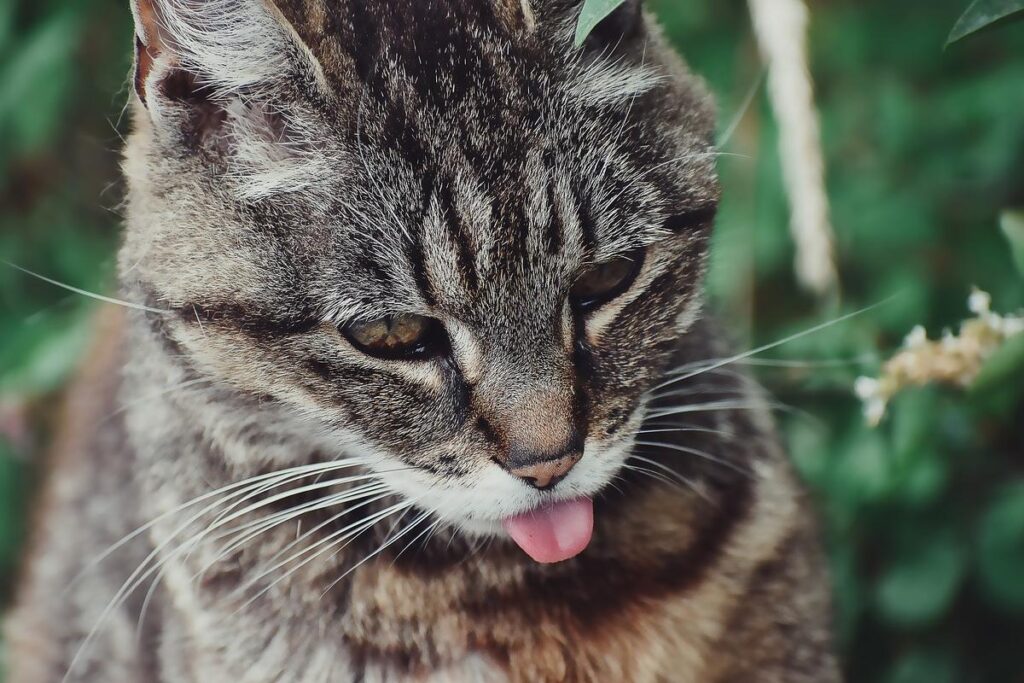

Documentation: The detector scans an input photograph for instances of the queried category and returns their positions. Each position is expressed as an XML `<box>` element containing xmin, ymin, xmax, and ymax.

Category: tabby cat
<box><xmin>6</xmin><ymin>0</ymin><xmax>841</xmax><ymax>680</ymax></box>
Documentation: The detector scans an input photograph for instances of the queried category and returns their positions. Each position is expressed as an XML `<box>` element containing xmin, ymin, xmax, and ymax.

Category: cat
<box><xmin>6</xmin><ymin>0</ymin><xmax>841</xmax><ymax>680</ymax></box>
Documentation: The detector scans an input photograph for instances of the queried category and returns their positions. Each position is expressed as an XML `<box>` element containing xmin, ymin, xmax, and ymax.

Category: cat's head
<box><xmin>123</xmin><ymin>0</ymin><xmax>719</xmax><ymax>561</ymax></box>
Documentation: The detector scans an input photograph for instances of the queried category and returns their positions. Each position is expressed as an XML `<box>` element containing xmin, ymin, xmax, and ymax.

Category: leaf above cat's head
<box><xmin>573</xmin><ymin>0</ymin><xmax>642</xmax><ymax>48</ymax></box>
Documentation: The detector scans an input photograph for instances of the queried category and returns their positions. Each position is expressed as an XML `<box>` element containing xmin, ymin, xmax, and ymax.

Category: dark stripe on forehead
<box><xmin>543</xmin><ymin>183</ymin><xmax>564</xmax><ymax>255</ymax></box>
<box><xmin>436</xmin><ymin>182</ymin><xmax>480</xmax><ymax>293</ymax></box>
<box><xmin>406</xmin><ymin>231</ymin><xmax>437</xmax><ymax>307</ymax></box>
<box><xmin>341</xmin><ymin>1</ymin><xmax>382</xmax><ymax>83</ymax></box>
<box><xmin>572</xmin><ymin>183</ymin><xmax>598</xmax><ymax>256</ymax></box>
<box><xmin>505</xmin><ymin>200</ymin><xmax>531</xmax><ymax>268</ymax></box>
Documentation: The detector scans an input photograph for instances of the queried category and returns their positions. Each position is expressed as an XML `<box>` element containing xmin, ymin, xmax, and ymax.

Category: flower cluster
<box><xmin>855</xmin><ymin>289</ymin><xmax>1024</xmax><ymax>426</ymax></box>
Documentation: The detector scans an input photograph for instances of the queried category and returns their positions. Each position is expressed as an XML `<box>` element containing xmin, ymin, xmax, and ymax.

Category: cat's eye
<box><xmin>570</xmin><ymin>249</ymin><xmax>645</xmax><ymax>313</ymax></box>
<box><xmin>342</xmin><ymin>314</ymin><xmax>445</xmax><ymax>360</ymax></box>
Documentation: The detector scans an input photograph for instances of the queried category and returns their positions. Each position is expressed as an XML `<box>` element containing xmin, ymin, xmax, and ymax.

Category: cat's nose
<box><xmin>478</xmin><ymin>387</ymin><xmax>584</xmax><ymax>489</ymax></box>
<box><xmin>503</xmin><ymin>424</ymin><xmax>584</xmax><ymax>490</ymax></box>
<box><xmin>506</xmin><ymin>452</ymin><xmax>583</xmax><ymax>490</ymax></box>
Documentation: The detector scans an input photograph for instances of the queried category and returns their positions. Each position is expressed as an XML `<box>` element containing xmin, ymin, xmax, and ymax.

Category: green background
<box><xmin>1</xmin><ymin>0</ymin><xmax>1023</xmax><ymax>680</ymax></box>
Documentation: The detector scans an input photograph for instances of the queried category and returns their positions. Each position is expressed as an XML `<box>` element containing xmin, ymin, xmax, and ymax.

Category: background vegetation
<box><xmin>1</xmin><ymin>0</ymin><xmax>1022</xmax><ymax>681</ymax></box>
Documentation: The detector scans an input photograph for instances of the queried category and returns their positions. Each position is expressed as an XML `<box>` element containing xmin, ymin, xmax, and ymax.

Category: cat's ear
<box><xmin>130</xmin><ymin>0</ymin><xmax>328</xmax><ymax>132</ymax></box>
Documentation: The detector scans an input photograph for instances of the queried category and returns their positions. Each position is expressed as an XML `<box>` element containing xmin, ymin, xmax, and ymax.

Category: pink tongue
<box><xmin>502</xmin><ymin>498</ymin><xmax>594</xmax><ymax>564</ymax></box>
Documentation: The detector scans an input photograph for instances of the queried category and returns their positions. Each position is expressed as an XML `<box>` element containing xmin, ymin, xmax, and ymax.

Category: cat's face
<box><xmin>123</xmin><ymin>0</ymin><xmax>718</xmax><ymax>540</ymax></box>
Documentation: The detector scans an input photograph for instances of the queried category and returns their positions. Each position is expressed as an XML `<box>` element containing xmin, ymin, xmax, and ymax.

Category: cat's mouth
<box><xmin>501</xmin><ymin>497</ymin><xmax>594</xmax><ymax>564</ymax></box>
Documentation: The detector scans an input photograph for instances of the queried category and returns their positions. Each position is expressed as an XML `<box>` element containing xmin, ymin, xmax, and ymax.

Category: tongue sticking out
<box><xmin>501</xmin><ymin>498</ymin><xmax>594</xmax><ymax>564</ymax></box>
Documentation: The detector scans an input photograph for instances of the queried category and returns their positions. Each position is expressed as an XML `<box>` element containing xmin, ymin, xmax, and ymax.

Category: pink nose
<box><xmin>507</xmin><ymin>453</ymin><xmax>582</xmax><ymax>490</ymax></box>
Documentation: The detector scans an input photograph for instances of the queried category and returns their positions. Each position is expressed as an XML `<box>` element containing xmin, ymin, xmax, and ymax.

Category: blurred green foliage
<box><xmin>0</xmin><ymin>0</ymin><xmax>1022</xmax><ymax>681</ymax></box>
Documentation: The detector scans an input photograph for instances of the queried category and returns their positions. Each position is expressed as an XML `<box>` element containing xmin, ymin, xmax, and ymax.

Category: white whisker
<box><xmin>318</xmin><ymin>507</ymin><xmax>435</xmax><ymax>599</ymax></box>
<box><xmin>66</xmin><ymin>459</ymin><xmax>372</xmax><ymax>596</ymax></box>
<box><xmin>623</xmin><ymin>460</ymin><xmax>711</xmax><ymax>503</ymax></box>
<box><xmin>194</xmin><ymin>482</ymin><xmax>391</xmax><ymax>578</ymax></box>
<box><xmin>236</xmin><ymin>500</ymin><xmax>417</xmax><ymax>610</ymax></box>
<box><xmin>651</xmin><ymin>299</ymin><xmax>892</xmax><ymax>394</ymax></box>
<box><xmin>633</xmin><ymin>440</ymin><xmax>752</xmax><ymax>478</ymax></box>
<box><xmin>718</xmin><ymin>68</ymin><xmax>767</xmax><ymax>148</ymax></box>
<box><xmin>3</xmin><ymin>260</ymin><xmax>171</xmax><ymax>315</ymax></box>
<box><xmin>634</xmin><ymin>425</ymin><xmax>737</xmax><ymax>440</ymax></box>
<box><xmin>228</xmin><ymin>491</ymin><xmax>400</xmax><ymax>597</ymax></box>
<box><xmin>64</xmin><ymin>460</ymin><xmax>377</xmax><ymax>681</ymax></box>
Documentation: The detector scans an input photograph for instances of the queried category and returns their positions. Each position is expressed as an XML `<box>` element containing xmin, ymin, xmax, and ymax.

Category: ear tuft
<box><xmin>132</xmin><ymin>0</ymin><xmax>165</xmax><ymax>104</ymax></box>
<box><xmin>134</xmin><ymin>36</ymin><xmax>153</xmax><ymax>104</ymax></box>
<box><xmin>157</xmin><ymin>68</ymin><xmax>229</xmax><ymax>149</ymax></box>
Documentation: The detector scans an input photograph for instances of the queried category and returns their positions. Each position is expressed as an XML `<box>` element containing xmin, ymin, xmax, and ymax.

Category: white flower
<box><xmin>941</xmin><ymin>329</ymin><xmax>958</xmax><ymax>350</ymax></box>
<box><xmin>1002</xmin><ymin>317</ymin><xmax>1024</xmax><ymax>337</ymax></box>
<box><xmin>856</xmin><ymin>287</ymin><xmax>1023</xmax><ymax>427</ymax></box>
<box><xmin>968</xmin><ymin>287</ymin><xmax>992</xmax><ymax>316</ymax></box>
<box><xmin>854</xmin><ymin>376</ymin><xmax>880</xmax><ymax>401</ymax></box>
<box><xmin>904</xmin><ymin>325</ymin><xmax>928</xmax><ymax>349</ymax></box>
<box><xmin>864</xmin><ymin>398</ymin><xmax>888</xmax><ymax>427</ymax></box>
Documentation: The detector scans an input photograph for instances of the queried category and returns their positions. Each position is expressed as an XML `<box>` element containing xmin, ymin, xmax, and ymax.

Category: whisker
<box><xmin>735</xmin><ymin>355</ymin><xmax>876</xmax><ymax>369</ymax></box>
<box><xmin>228</xmin><ymin>491</ymin><xmax>401</xmax><ymax>596</ymax></box>
<box><xmin>644</xmin><ymin>399</ymin><xmax>776</xmax><ymax>420</ymax></box>
<box><xmin>622</xmin><ymin>461</ymin><xmax>711</xmax><ymax>503</ymax></box>
<box><xmin>318</xmin><ymin>507</ymin><xmax>435</xmax><ymax>599</ymax></box>
<box><xmin>200</xmin><ymin>476</ymin><xmax>387</xmax><ymax>545</ymax></box>
<box><xmin>647</xmin><ymin>387</ymin><xmax>751</xmax><ymax>403</ymax></box>
<box><xmin>235</xmin><ymin>500</ymin><xmax>418</xmax><ymax>611</ymax></box>
<box><xmin>64</xmin><ymin>460</ymin><xmax>379</xmax><ymax>681</ymax></box>
<box><xmin>194</xmin><ymin>482</ymin><xmax>391</xmax><ymax>578</ymax></box>
<box><xmin>389</xmin><ymin>515</ymin><xmax>443</xmax><ymax>568</ymax></box>
<box><xmin>633</xmin><ymin>441</ymin><xmax>752</xmax><ymax>478</ymax></box>
<box><xmin>634</xmin><ymin>425</ymin><xmax>737</xmax><ymax>440</ymax></box>
<box><xmin>621</xmin><ymin>463</ymin><xmax>688</xmax><ymax>494</ymax></box>
<box><xmin>249</xmin><ymin>490</ymin><xmax>395</xmax><ymax>576</ymax></box>
<box><xmin>66</xmin><ymin>459</ymin><xmax>372</xmax><ymax>595</ymax></box>
<box><xmin>3</xmin><ymin>260</ymin><xmax>171</xmax><ymax>315</ymax></box>
<box><xmin>651</xmin><ymin>299</ymin><xmax>893</xmax><ymax>394</ymax></box>
<box><xmin>628</xmin><ymin>456</ymin><xmax>713</xmax><ymax>503</ymax></box>
<box><xmin>718</xmin><ymin>67</ymin><xmax>767</xmax><ymax>147</ymax></box>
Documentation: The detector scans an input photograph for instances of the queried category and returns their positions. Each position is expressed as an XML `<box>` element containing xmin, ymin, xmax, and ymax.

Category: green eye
<box><xmin>570</xmin><ymin>249</ymin><xmax>645</xmax><ymax>312</ymax></box>
<box><xmin>342</xmin><ymin>314</ymin><xmax>445</xmax><ymax>360</ymax></box>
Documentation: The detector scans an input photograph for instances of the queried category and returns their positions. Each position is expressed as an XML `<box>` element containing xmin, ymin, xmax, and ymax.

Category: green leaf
<box><xmin>978</xmin><ymin>482</ymin><xmax>1024</xmax><ymax>612</ymax></box>
<box><xmin>0</xmin><ymin>10</ymin><xmax>81</xmax><ymax>155</ymax></box>
<box><xmin>970</xmin><ymin>332</ymin><xmax>1024</xmax><ymax>395</ymax></box>
<box><xmin>574</xmin><ymin>0</ymin><xmax>630</xmax><ymax>48</ymax></box>
<box><xmin>947</xmin><ymin>0</ymin><xmax>1024</xmax><ymax>45</ymax></box>
<box><xmin>885</xmin><ymin>648</ymin><xmax>959</xmax><ymax>683</ymax></box>
<box><xmin>1000</xmin><ymin>210</ymin><xmax>1024</xmax><ymax>278</ymax></box>
<box><xmin>875</xmin><ymin>530</ymin><xmax>966</xmax><ymax>627</ymax></box>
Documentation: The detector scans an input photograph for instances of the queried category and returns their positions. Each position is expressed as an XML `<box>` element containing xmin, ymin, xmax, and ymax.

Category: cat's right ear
<box><xmin>129</xmin><ymin>0</ymin><xmax>330</xmax><ymax>115</ymax></box>
<box><xmin>128</xmin><ymin>0</ymin><xmax>334</xmax><ymax>197</ymax></box>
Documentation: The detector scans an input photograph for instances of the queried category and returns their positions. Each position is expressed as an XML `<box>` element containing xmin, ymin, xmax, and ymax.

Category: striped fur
<box><xmin>6</xmin><ymin>1</ymin><xmax>840</xmax><ymax>681</ymax></box>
